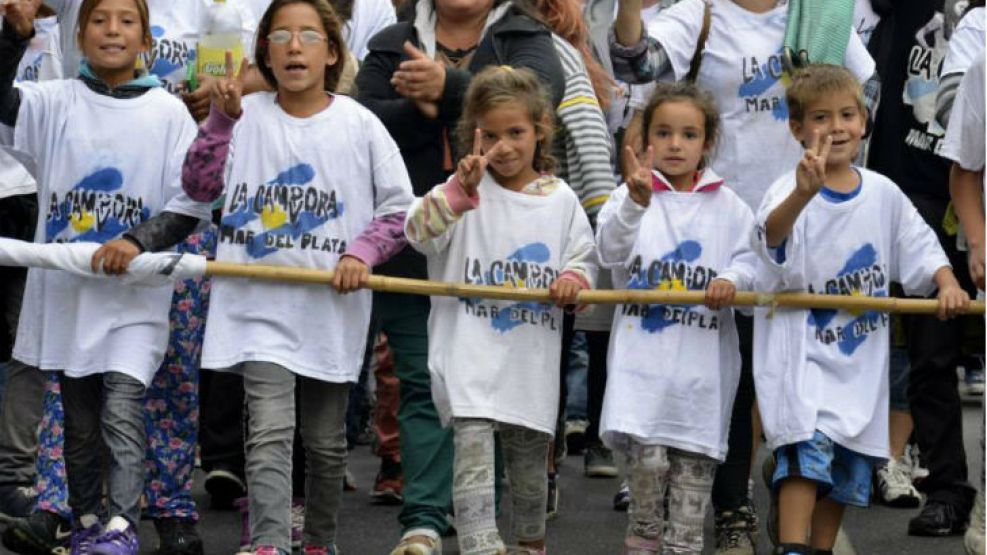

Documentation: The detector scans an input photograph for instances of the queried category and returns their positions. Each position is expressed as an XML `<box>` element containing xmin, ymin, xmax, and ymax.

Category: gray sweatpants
<box><xmin>615</xmin><ymin>437</ymin><xmax>717</xmax><ymax>554</ymax></box>
<box><xmin>452</xmin><ymin>418</ymin><xmax>550</xmax><ymax>555</ymax></box>
<box><xmin>239</xmin><ymin>361</ymin><xmax>349</xmax><ymax>552</ymax></box>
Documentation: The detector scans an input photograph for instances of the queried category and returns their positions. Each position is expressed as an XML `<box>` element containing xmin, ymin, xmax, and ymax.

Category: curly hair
<box><xmin>254</xmin><ymin>0</ymin><xmax>348</xmax><ymax>92</ymax></box>
<box><xmin>457</xmin><ymin>65</ymin><xmax>556</xmax><ymax>173</ymax></box>
<box><xmin>640</xmin><ymin>81</ymin><xmax>721</xmax><ymax>164</ymax></box>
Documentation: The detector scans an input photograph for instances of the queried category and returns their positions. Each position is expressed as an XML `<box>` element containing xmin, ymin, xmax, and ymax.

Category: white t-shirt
<box><xmin>407</xmin><ymin>174</ymin><xmax>597</xmax><ymax>435</ymax></box>
<box><xmin>596</xmin><ymin>170</ymin><xmax>756</xmax><ymax>460</ymax></box>
<box><xmin>649</xmin><ymin>0</ymin><xmax>875</xmax><ymax>210</ymax></box>
<box><xmin>941</xmin><ymin>7</ymin><xmax>985</xmax><ymax>77</ymax></box>
<box><xmin>942</xmin><ymin>51</ymin><xmax>985</xmax><ymax>173</ymax></box>
<box><xmin>1</xmin><ymin>17</ymin><xmax>62</xmax><ymax>200</ymax></box>
<box><xmin>49</xmin><ymin>0</ymin><xmax>256</xmax><ymax>93</ymax></box>
<box><xmin>752</xmin><ymin>168</ymin><xmax>950</xmax><ymax>457</ymax></box>
<box><xmin>853</xmin><ymin>0</ymin><xmax>880</xmax><ymax>46</ymax></box>
<box><xmin>11</xmin><ymin>80</ymin><xmax>207</xmax><ymax>384</ymax></box>
<box><xmin>201</xmin><ymin>93</ymin><xmax>413</xmax><ymax>382</ymax></box>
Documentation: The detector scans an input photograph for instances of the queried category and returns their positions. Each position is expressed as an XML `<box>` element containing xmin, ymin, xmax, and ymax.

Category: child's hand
<box><xmin>332</xmin><ymin>255</ymin><xmax>369</xmax><ymax>294</ymax></box>
<box><xmin>1</xmin><ymin>0</ymin><xmax>39</xmax><ymax>38</ymax></box>
<box><xmin>210</xmin><ymin>52</ymin><xmax>248</xmax><ymax>119</ymax></box>
<box><xmin>456</xmin><ymin>129</ymin><xmax>506</xmax><ymax>197</ymax></box>
<box><xmin>623</xmin><ymin>145</ymin><xmax>654</xmax><ymax>208</ymax></box>
<box><xmin>549</xmin><ymin>277</ymin><xmax>583</xmax><ymax>308</ymax></box>
<box><xmin>936</xmin><ymin>282</ymin><xmax>970</xmax><ymax>321</ymax></box>
<box><xmin>704</xmin><ymin>278</ymin><xmax>736</xmax><ymax>311</ymax></box>
<box><xmin>181</xmin><ymin>74</ymin><xmax>215</xmax><ymax>122</ymax></box>
<box><xmin>91</xmin><ymin>239</ymin><xmax>141</xmax><ymax>275</ymax></box>
<box><xmin>795</xmin><ymin>130</ymin><xmax>832</xmax><ymax>198</ymax></box>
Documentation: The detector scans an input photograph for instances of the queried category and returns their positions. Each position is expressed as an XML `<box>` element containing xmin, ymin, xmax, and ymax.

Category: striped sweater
<box><xmin>551</xmin><ymin>34</ymin><xmax>616</xmax><ymax>221</ymax></box>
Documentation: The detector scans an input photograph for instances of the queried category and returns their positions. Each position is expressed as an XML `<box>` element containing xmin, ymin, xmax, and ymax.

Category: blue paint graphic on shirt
<box><xmin>45</xmin><ymin>168</ymin><xmax>150</xmax><ymax>243</ymax></box>
<box><xmin>738</xmin><ymin>48</ymin><xmax>789</xmax><ymax>120</ymax></box>
<box><xmin>461</xmin><ymin>241</ymin><xmax>556</xmax><ymax>333</ymax></box>
<box><xmin>808</xmin><ymin>243</ymin><xmax>888</xmax><ymax>355</ymax></box>
<box><xmin>627</xmin><ymin>240</ymin><xmax>703</xmax><ymax>333</ymax></box>
<box><xmin>220</xmin><ymin>163</ymin><xmax>343</xmax><ymax>258</ymax></box>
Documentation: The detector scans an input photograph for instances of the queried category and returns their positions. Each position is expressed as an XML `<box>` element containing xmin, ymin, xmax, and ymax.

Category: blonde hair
<box><xmin>456</xmin><ymin>66</ymin><xmax>556</xmax><ymax>173</ymax></box>
<box><xmin>786</xmin><ymin>64</ymin><xmax>865</xmax><ymax>123</ymax></box>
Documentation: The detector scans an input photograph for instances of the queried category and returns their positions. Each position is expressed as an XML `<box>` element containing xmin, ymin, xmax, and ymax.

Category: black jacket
<box><xmin>355</xmin><ymin>6</ymin><xmax>565</xmax><ymax>279</ymax></box>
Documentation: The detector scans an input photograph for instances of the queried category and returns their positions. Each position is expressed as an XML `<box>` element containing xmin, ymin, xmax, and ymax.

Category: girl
<box><xmin>608</xmin><ymin>2</ymin><xmax>876</xmax><ymax>550</ymax></box>
<box><xmin>595</xmin><ymin>82</ymin><xmax>756</xmax><ymax>554</ymax></box>
<box><xmin>100</xmin><ymin>1</ymin><xmax>413</xmax><ymax>553</ymax></box>
<box><xmin>405</xmin><ymin>65</ymin><xmax>597</xmax><ymax>555</ymax></box>
<box><xmin>0</xmin><ymin>0</ymin><xmax>210</xmax><ymax>554</ymax></box>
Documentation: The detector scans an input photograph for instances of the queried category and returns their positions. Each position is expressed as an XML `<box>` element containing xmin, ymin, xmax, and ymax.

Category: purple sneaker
<box><xmin>90</xmin><ymin>519</ymin><xmax>138</xmax><ymax>555</ymax></box>
<box><xmin>71</xmin><ymin>522</ymin><xmax>102</xmax><ymax>555</ymax></box>
<box><xmin>291</xmin><ymin>498</ymin><xmax>304</xmax><ymax>549</ymax></box>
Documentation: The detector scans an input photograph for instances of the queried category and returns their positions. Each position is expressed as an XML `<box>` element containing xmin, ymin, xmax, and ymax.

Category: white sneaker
<box><xmin>905</xmin><ymin>443</ymin><xmax>930</xmax><ymax>482</ymax></box>
<box><xmin>876</xmin><ymin>457</ymin><xmax>922</xmax><ymax>508</ymax></box>
<box><xmin>965</xmin><ymin>490</ymin><xmax>985</xmax><ymax>555</ymax></box>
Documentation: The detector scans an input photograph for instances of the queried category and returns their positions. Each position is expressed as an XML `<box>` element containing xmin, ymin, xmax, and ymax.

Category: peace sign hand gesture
<box><xmin>210</xmin><ymin>51</ymin><xmax>249</xmax><ymax>119</ymax></box>
<box><xmin>455</xmin><ymin>129</ymin><xmax>506</xmax><ymax>197</ymax></box>
<box><xmin>795</xmin><ymin>130</ymin><xmax>832</xmax><ymax>199</ymax></box>
<box><xmin>623</xmin><ymin>145</ymin><xmax>654</xmax><ymax>208</ymax></box>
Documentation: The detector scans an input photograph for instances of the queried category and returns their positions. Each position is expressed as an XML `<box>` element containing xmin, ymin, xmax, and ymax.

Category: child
<box><xmin>98</xmin><ymin>1</ymin><xmax>413</xmax><ymax>553</ymax></box>
<box><xmin>0</xmin><ymin>0</ymin><xmax>210</xmax><ymax>553</ymax></box>
<box><xmin>595</xmin><ymin>81</ymin><xmax>757</xmax><ymax>554</ymax></box>
<box><xmin>754</xmin><ymin>64</ymin><xmax>970</xmax><ymax>555</ymax></box>
<box><xmin>405</xmin><ymin>66</ymin><xmax>597</xmax><ymax>555</ymax></box>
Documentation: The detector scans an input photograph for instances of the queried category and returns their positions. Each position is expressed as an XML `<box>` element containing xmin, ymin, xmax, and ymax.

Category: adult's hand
<box><xmin>391</xmin><ymin>41</ymin><xmax>446</xmax><ymax>103</ymax></box>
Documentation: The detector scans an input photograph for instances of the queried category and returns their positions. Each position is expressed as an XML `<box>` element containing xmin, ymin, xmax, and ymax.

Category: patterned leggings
<box><xmin>452</xmin><ymin>419</ymin><xmax>550</xmax><ymax>555</ymax></box>
<box><xmin>615</xmin><ymin>437</ymin><xmax>717</xmax><ymax>554</ymax></box>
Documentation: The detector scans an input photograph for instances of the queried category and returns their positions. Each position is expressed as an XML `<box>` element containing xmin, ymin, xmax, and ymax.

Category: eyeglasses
<box><xmin>266</xmin><ymin>29</ymin><xmax>328</xmax><ymax>45</ymax></box>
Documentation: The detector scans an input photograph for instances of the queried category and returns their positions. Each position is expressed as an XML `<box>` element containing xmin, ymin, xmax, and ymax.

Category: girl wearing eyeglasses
<box><xmin>95</xmin><ymin>1</ymin><xmax>415</xmax><ymax>553</ymax></box>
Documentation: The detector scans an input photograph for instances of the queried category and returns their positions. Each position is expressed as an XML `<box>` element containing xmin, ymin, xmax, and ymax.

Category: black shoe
<box><xmin>908</xmin><ymin>500</ymin><xmax>969</xmax><ymax>536</ymax></box>
<box><xmin>1</xmin><ymin>511</ymin><xmax>71</xmax><ymax>555</ymax></box>
<box><xmin>203</xmin><ymin>468</ymin><xmax>246</xmax><ymax>511</ymax></box>
<box><xmin>153</xmin><ymin>518</ymin><xmax>203</xmax><ymax>555</ymax></box>
<box><xmin>0</xmin><ymin>485</ymin><xmax>36</xmax><ymax>522</ymax></box>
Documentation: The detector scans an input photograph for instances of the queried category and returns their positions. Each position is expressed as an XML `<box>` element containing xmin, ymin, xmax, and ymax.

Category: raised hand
<box><xmin>181</xmin><ymin>73</ymin><xmax>216</xmax><ymax>122</ymax></box>
<box><xmin>794</xmin><ymin>130</ymin><xmax>831</xmax><ymax>198</ymax></box>
<box><xmin>210</xmin><ymin>51</ymin><xmax>248</xmax><ymax>119</ymax></box>
<box><xmin>623</xmin><ymin>145</ymin><xmax>654</xmax><ymax>208</ymax></box>
<box><xmin>1</xmin><ymin>0</ymin><xmax>40</xmax><ymax>38</ymax></box>
<box><xmin>392</xmin><ymin>41</ymin><xmax>446</xmax><ymax>103</ymax></box>
<box><xmin>456</xmin><ymin>129</ymin><xmax>508</xmax><ymax>197</ymax></box>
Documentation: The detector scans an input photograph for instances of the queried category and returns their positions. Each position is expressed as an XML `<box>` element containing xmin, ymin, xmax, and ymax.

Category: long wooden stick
<box><xmin>206</xmin><ymin>261</ymin><xmax>986</xmax><ymax>316</ymax></box>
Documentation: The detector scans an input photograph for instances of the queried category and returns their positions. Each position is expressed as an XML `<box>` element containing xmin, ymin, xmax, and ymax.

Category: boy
<box><xmin>752</xmin><ymin>64</ymin><xmax>970</xmax><ymax>555</ymax></box>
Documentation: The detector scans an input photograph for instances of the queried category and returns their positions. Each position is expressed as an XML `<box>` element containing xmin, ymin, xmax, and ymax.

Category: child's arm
<box><xmin>933</xmin><ymin>266</ymin><xmax>970</xmax><ymax>320</ymax></box>
<box><xmin>609</xmin><ymin>0</ymin><xmax>673</xmax><ymax>85</ymax></box>
<box><xmin>949</xmin><ymin>164</ymin><xmax>985</xmax><ymax>290</ymax></box>
<box><xmin>706</xmin><ymin>201</ymin><xmax>759</xmax><ymax>311</ymax></box>
<box><xmin>764</xmin><ymin>131</ymin><xmax>831</xmax><ymax>248</ymax></box>
<box><xmin>595</xmin><ymin>147</ymin><xmax>653</xmax><ymax>267</ymax></box>
<box><xmin>552</xmin><ymin>199</ymin><xmax>598</xmax><ymax>308</ymax></box>
<box><xmin>405</xmin><ymin>132</ymin><xmax>499</xmax><ymax>255</ymax></box>
<box><xmin>0</xmin><ymin>2</ymin><xmax>36</xmax><ymax>127</ymax></box>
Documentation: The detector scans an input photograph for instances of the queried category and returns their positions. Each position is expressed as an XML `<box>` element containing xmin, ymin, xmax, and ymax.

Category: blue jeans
<box><xmin>60</xmin><ymin>372</ymin><xmax>147</xmax><ymax>525</ymax></box>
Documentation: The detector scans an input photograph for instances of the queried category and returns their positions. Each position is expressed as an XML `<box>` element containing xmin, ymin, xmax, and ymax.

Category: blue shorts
<box><xmin>772</xmin><ymin>431</ymin><xmax>880</xmax><ymax>507</ymax></box>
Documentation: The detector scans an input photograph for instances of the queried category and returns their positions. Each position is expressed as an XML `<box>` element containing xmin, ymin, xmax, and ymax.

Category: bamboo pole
<box><xmin>205</xmin><ymin>261</ymin><xmax>986</xmax><ymax>316</ymax></box>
